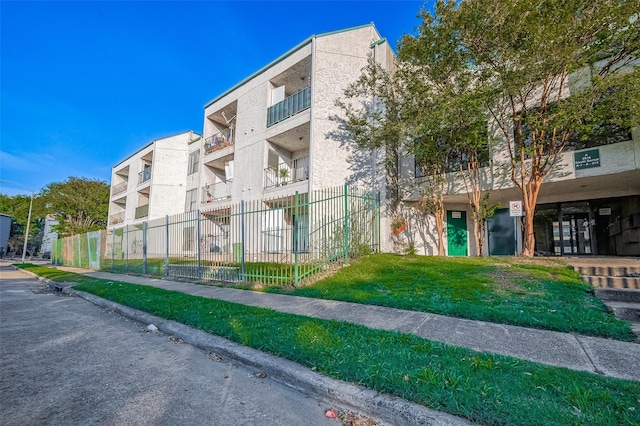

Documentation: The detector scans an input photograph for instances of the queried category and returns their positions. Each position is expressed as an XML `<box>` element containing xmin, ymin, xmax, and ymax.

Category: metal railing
<box><xmin>138</xmin><ymin>167</ymin><xmax>152</xmax><ymax>185</ymax></box>
<box><xmin>264</xmin><ymin>156</ymin><xmax>309</xmax><ymax>189</ymax></box>
<box><xmin>204</xmin><ymin>131</ymin><xmax>233</xmax><ymax>154</ymax></box>
<box><xmin>52</xmin><ymin>184</ymin><xmax>380</xmax><ymax>287</ymax></box>
<box><xmin>267</xmin><ymin>86</ymin><xmax>311</xmax><ymax>127</ymax></box>
<box><xmin>202</xmin><ymin>180</ymin><xmax>233</xmax><ymax>203</ymax></box>
<box><xmin>112</xmin><ymin>181</ymin><xmax>127</xmax><ymax>196</ymax></box>
<box><xmin>135</xmin><ymin>204</ymin><xmax>149</xmax><ymax>219</ymax></box>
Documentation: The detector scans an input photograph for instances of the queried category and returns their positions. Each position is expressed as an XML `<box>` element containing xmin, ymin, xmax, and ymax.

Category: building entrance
<box><xmin>558</xmin><ymin>203</ymin><xmax>592</xmax><ymax>255</ymax></box>
<box><xmin>533</xmin><ymin>195</ymin><xmax>640</xmax><ymax>256</ymax></box>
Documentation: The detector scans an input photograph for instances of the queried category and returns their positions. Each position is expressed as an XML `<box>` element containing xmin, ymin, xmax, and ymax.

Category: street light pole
<box><xmin>0</xmin><ymin>180</ymin><xmax>34</xmax><ymax>262</ymax></box>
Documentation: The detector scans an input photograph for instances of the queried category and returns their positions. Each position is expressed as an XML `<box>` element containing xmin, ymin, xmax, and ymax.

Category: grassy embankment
<box><xmin>19</xmin><ymin>263</ymin><xmax>640</xmax><ymax>426</ymax></box>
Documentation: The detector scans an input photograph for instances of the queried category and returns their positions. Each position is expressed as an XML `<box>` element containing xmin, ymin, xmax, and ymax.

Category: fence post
<box><xmin>344</xmin><ymin>183</ymin><xmax>349</xmax><ymax>263</ymax></box>
<box><xmin>164</xmin><ymin>215</ymin><xmax>169</xmax><ymax>276</ymax></box>
<box><xmin>293</xmin><ymin>191</ymin><xmax>299</xmax><ymax>286</ymax></box>
<box><xmin>142</xmin><ymin>221</ymin><xmax>148</xmax><ymax>275</ymax></box>
<box><xmin>197</xmin><ymin>210</ymin><xmax>202</xmax><ymax>279</ymax></box>
<box><xmin>240</xmin><ymin>200</ymin><xmax>246</xmax><ymax>282</ymax></box>
<box><xmin>111</xmin><ymin>228</ymin><xmax>115</xmax><ymax>271</ymax></box>
<box><xmin>125</xmin><ymin>225</ymin><xmax>129</xmax><ymax>272</ymax></box>
<box><xmin>77</xmin><ymin>234</ymin><xmax>81</xmax><ymax>267</ymax></box>
<box><xmin>377</xmin><ymin>191</ymin><xmax>381</xmax><ymax>253</ymax></box>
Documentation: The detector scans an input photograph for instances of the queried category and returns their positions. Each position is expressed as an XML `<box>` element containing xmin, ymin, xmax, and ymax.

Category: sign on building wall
<box><xmin>509</xmin><ymin>201</ymin><xmax>523</xmax><ymax>217</ymax></box>
<box><xmin>574</xmin><ymin>149</ymin><xmax>601</xmax><ymax>170</ymax></box>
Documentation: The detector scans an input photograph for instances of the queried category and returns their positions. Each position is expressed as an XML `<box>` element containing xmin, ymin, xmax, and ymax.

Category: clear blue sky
<box><xmin>1</xmin><ymin>0</ymin><xmax>430</xmax><ymax>197</ymax></box>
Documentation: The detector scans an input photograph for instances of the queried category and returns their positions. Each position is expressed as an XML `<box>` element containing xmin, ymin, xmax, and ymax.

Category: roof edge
<box><xmin>112</xmin><ymin>130</ymin><xmax>200</xmax><ymax>170</ymax></box>
<box><xmin>203</xmin><ymin>23</ymin><xmax>377</xmax><ymax>109</ymax></box>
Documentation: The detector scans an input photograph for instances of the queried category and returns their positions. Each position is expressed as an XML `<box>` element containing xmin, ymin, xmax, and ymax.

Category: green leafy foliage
<box><xmin>435</xmin><ymin>0</ymin><xmax>640</xmax><ymax>255</ymax></box>
<box><xmin>340</xmin><ymin>0</ymin><xmax>640</xmax><ymax>257</ymax></box>
<box><xmin>39</xmin><ymin>177</ymin><xmax>109</xmax><ymax>237</ymax></box>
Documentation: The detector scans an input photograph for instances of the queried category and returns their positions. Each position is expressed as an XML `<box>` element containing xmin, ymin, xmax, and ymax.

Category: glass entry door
<box><xmin>559</xmin><ymin>203</ymin><xmax>593</xmax><ymax>255</ymax></box>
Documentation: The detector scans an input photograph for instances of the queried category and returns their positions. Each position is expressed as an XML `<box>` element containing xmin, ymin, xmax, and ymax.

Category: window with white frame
<box><xmin>185</xmin><ymin>188</ymin><xmax>197</xmax><ymax>212</ymax></box>
<box><xmin>188</xmin><ymin>150</ymin><xmax>200</xmax><ymax>175</ymax></box>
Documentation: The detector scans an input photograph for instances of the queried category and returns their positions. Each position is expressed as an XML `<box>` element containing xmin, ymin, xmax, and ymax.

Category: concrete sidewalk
<box><xmin>44</xmin><ymin>265</ymin><xmax>640</xmax><ymax>383</ymax></box>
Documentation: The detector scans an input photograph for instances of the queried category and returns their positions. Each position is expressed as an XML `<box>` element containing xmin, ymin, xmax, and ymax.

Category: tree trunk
<box><xmin>520</xmin><ymin>182</ymin><xmax>541</xmax><ymax>257</ymax></box>
<box><xmin>521</xmin><ymin>208</ymin><xmax>536</xmax><ymax>257</ymax></box>
<box><xmin>473</xmin><ymin>217</ymin><xmax>482</xmax><ymax>256</ymax></box>
<box><xmin>435</xmin><ymin>207</ymin><xmax>445</xmax><ymax>256</ymax></box>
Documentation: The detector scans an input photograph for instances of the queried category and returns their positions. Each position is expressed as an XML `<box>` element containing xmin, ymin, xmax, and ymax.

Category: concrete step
<box><xmin>595</xmin><ymin>288</ymin><xmax>640</xmax><ymax>303</ymax></box>
<box><xmin>572</xmin><ymin>265</ymin><xmax>640</xmax><ymax>277</ymax></box>
<box><xmin>602</xmin><ymin>301</ymin><xmax>640</xmax><ymax>322</ymax></box>
<box><xmin>582</xmin><ymin>275</ymin><xmax>640</xmax><ymax>289</ymax></box>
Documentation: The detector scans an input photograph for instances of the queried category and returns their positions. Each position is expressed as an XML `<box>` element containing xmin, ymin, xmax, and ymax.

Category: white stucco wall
<box><xmin>107</xmin><ymin>131</ymin><xmax>198</xmax><ymax>227</ymax></box>
<box><xmin>311</xmin><ymin>26</ymin><xmax>388</xmax><ymax>190</ymax></box>
<box><xmin>199</xmin><ymin>24</ymin><xmax>393</xmax><ymax>211</ymax></box>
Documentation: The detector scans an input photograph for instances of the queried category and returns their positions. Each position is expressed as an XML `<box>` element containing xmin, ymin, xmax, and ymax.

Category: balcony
<box><xmin>109</xmin><ymin>211</ymin><xmax>125</xmax><ymax>225</ymax></box>
<box><xmin>204</xmin><ymin>131</ymin><xmax>233</xmax><ymax>155</ymax></box>
<box><xmin>111</xmin><ymin>181</ymin><xmax>127</xmax><ymax>196</ymax></box>
<box><xmin>267</xmin><ymin>86</ymin><xmax>311</xmax><ymax>128</ymax></box>
<box><xmin>264</xmin><ymin>156</ymin><xmax>309</xmax><ymax>189</ymax></box>
<box><xmin>138</xmin><ymin>167</ymin><xmax>151</xmax><ymax>185</ymax></box>
<box><xmin>202</xmin><ymin>180</ymin><xmax>233</xmax><ymax>203</ymax></box>
<box><xmin>135</xmin><ymin>204</ymin><xmax>149</xmax><ymax>219</ymax></box>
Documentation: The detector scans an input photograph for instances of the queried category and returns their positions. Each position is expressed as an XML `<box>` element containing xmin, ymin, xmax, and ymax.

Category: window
<box><xmin>183</xmin><ymin>226</ymin><xmax>195</xmax><ymax>251</ymax></box>
<box><xmin>413</xmin><ymin>142</ymin><xmax>490</xmax><ymax>178</ymax></box>
<box><xmin>566</xmin><ymin>123</ymin><xmax>631</xmax><ymax>150</ymax></box>
<box><xmin>185</xmin><ymin>189</ymin><xmax>197</xmax><ymax>212</ymax></box>
<box><xmin>188</xmin><ymin>150</ymin><xmax>200</xmax><ymax>175</ymax></box>
<box><xmin>514</xmin><ymin>100</ymin><xmax>631</xmax><ymax>154</ymax></box>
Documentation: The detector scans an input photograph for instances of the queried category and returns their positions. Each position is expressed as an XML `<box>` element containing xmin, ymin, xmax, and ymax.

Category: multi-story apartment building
<box><xmin>190</xmin><ymin>23</ymin><xmax>392</xmax><ymax>210</ymax></box>
<box><xmin>106</xmin><ymin>23</ymin><xmax>638</xmax><ymax>259</ymax></box>
<box><xmin>107</xmin><ymin>131</ymin><xmax>201</xmax><ymax>227</ymax></box>
<box><xmin>106</xmin><ymin>24</ymin><xmax>391</xmax><ymax>262</ymax></box>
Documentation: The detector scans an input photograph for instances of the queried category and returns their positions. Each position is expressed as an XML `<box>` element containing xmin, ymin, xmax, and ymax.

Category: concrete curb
<box><xmin>13</xmin><ymin>267</ymin><xmax>475</xmax><ymax>426</ymax></box>
<box><xmin>71</xmin><ymin>288</ymin><xmax>475</xmax><ymax>426</ymax></box>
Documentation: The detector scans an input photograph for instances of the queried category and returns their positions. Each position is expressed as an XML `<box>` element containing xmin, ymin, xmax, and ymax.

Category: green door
<box><xmin>447</xmin><ymin>210</ymin><xmax>468</xmax><ymax>256</ymax></box>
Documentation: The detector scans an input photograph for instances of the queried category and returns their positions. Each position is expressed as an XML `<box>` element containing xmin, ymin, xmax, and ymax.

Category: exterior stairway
<box><xmin>564</xmin><ymin>257</ymin><xmax>640</xmax><ymax>339</ymax></box>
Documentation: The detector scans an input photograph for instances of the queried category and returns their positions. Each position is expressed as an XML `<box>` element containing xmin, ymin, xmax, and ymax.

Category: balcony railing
<box><xmin>111</xmin><ymin>181</ymin><xmax>127</xmax><ymax>196</ymax></box>
<box><xmin>204</xmin><ymin>131</ymin><xmax>233</xmax><ymax>155</ymax></box>
<box><xmin>135</xmin><ymin>204</ymin><xmax>149</xmax><ymax>219</ymax></box>
<box><xmin>138</xmin><ymin>167</ymin><xmax>152</xmax><ymax>185</ymax></box>
<box><xmin>267</xmin><ymin>86</ymin><xmax>311</xmax><ymax>127</ymax></box>
<box><xmin>264</xmin><ymin>156</ymin><xmax>309</xmax><ymax>189</ymax></box>
<box><xmin>109</xmin><ymin>211</ymin><xmax>125</xmax><ymax>225</ymax></box>
<box><xmin>202</xmin><ymin>180</ymin><xmax>233</xmax><ymax>203</ymax></box>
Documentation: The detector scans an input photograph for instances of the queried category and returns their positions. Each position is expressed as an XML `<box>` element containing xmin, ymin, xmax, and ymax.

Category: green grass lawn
<box><xmin>17</xmin><ymin>264</ymin><xmax>640</xmax><ymax>426</ymax></box>
<box><xmin>265</xmin><ymin>254</ymin><xmax>635</xmax><ymax>341</ymax></box>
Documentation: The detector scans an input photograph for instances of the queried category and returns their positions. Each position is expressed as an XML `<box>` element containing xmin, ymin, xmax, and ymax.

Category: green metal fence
<box><xmin>52</xmin><ymin>184</ymin><xmax>379</xmax><ymax>286</ymax></box>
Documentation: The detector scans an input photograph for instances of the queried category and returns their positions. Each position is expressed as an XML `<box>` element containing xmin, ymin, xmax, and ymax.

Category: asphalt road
<box><xmin>0</xmin><ymin>266</ymin><xmax>338</xmax><ymax>425</ymax></box>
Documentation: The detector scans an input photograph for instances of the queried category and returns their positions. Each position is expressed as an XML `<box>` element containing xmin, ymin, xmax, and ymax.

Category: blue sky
<box><xmin>1</xmin><ymin>0</ymin><xmax>430</xmax><ymax>197</ymax></box>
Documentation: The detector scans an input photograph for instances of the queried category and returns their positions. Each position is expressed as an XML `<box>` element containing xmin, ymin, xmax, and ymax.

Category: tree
<box><xmin>336</xmin><ymin>56</ymin><xmax>406</xmax><ymax>213</ymax></box>
<box><xmin>399</xmin><ymin>1</ymin><xmax>497</xmax><ymax>256</ymax></box>
<box><xmin>40</xmin><ymin>177</ymin><xmax>109</xmax><ymax>237</ymax></box>
<box><xmin>444</xmin><ymin>0</ymin><xmax>640</xmax><ymax>256</ymax></box>
<box><xmin>336</xmin><ymin>55</ymin><xmax>453</xmax><ymax>255</ymax></box>
<box><xmin>337</xmin><ymin>3</ymin><xmax>493</xmax><ymax>256</ymax></box>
